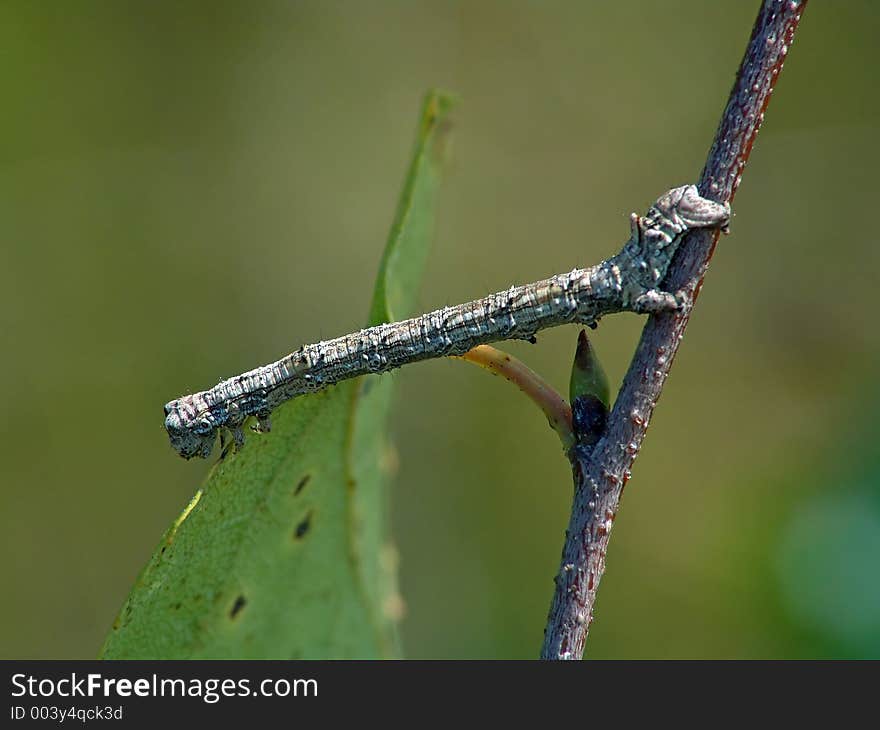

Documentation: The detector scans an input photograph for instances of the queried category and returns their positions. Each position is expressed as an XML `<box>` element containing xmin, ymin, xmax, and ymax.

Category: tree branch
<box><xmin>541</xmin><ymin>0</ymin><xmax>808</xmax><ymax>660</ymax></box>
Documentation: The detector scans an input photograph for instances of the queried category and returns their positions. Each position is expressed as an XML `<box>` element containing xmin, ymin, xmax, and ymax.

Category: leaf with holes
<box><xmin>100</xmin><ymin>91</ymin><xmax>455</xmax><ymax>659</ymax></box>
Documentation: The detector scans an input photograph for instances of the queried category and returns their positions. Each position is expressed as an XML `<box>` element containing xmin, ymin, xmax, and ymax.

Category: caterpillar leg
<box><xmin>252</xmin><ymin>412</ymin><xmax>272</xmax><ymax>434</ymax></box>
<box><xmin>218</xmin><ymin>430</ymin><xmax>234</xmax><ymax>461</ymax></box>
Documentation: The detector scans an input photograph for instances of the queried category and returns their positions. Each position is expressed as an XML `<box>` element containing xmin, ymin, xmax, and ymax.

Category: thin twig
<box><xmin>540</xmin><ymin>0</ymin><xmax>808</xmax><ymax>660</ymax></box>
<box><xmin>455</xmin><ymin>345</ymin><xmax>576</xmax><ymax>451</ymax></box>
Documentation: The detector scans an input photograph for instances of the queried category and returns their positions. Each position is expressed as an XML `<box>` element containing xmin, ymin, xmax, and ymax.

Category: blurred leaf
<box><xmin>775</xmin><ymin>491</ymin><xmax>880</xmax><ymax>656</ymax></box>
<box><xmin>100</xmin><ymin>90</ymin><xmax>455</xmax><ymax>659</ymax></box>
<box><xmin>369</xmin><ymin>93</ymin><xmax>455</xmax><ymax>324</ymax></box>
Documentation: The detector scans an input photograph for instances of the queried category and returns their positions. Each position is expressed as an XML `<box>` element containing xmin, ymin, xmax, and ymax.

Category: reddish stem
<box><xmin>541</xmin><ymin>0</ymin><xmax>808</xmax><ymax>660</ymax></box>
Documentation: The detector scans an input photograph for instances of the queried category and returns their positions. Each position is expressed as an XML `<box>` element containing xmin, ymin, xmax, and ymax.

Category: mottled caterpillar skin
<box><xmin>165</xmin><ymin>185</ymin><xmax>730</xmax><ymax>459</ymax></box>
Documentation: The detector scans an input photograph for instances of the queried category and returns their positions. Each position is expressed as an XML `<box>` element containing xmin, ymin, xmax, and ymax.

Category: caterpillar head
<box><xmin>164</xmin><ymin>399</ymin><xmax>217</xmax><ymax>459</ymax></box>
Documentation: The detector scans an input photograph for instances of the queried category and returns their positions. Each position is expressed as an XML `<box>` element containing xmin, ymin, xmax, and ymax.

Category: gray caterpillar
<box><xmin>164</xmin><ymin>185</ymin><xmax>730</xmax><ymax>459</ymax></box>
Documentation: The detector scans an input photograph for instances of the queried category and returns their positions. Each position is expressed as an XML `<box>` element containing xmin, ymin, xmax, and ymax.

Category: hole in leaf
<box><xmin>294</xmin><ymin>474</ymin><xmax>311</xmax><ymax>496</ymax></box>
<box><xmin>229</xmin><ymin>595</ymin><xmax>247</xmax><ymax>619</ymax></box>
<box><xmin>294</xmin><ymin>511</ymin><xmax>314</xmax><ymax>540</ymax></box>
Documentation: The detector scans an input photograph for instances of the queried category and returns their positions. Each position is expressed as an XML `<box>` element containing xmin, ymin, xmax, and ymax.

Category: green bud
<box><xmin>569</xmin><ymin>329</ymin><xmax>610</xmax><ymax>408</ymax></box>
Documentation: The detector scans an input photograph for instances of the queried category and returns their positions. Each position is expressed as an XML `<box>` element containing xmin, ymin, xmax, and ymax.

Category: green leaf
<box><xmin>100</xmin><ymin>90</ymin><xmax>455</xmax><ymax>659</ymax></box>
<box><xmin>368</xmin><ymin>91</ymin><xmax>455</xmax><ymax>325</ymax></box>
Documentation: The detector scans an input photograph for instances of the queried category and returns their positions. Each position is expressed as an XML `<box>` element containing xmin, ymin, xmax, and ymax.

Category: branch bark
<box><xmin>541</xmin><ymin>0</ymin><xmax>808</xmax><ymax>660</ymax></box>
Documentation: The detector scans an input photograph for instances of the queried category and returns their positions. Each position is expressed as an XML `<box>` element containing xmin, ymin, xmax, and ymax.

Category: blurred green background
<box><xmin>2</xmin><ymin>1</ymin><xmax>879</xmax><ymax>659</ymax></box>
